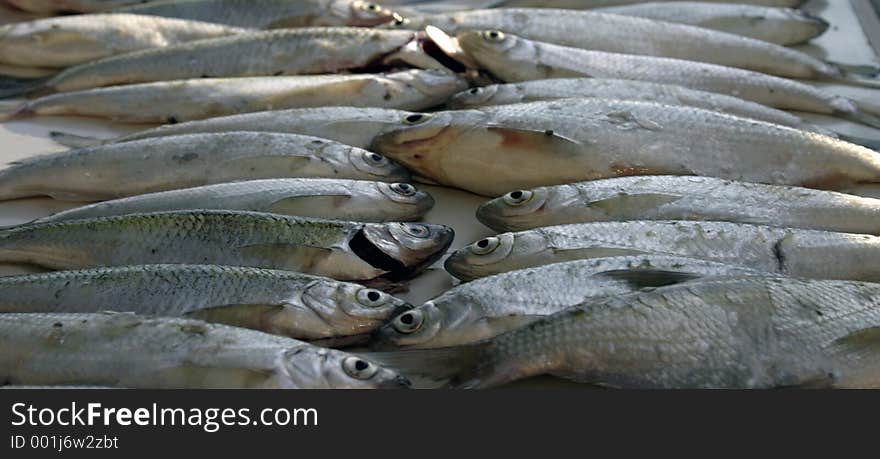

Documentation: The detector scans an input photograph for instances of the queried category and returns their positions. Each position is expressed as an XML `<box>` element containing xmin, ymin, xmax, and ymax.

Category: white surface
<box><xmin>1</xmin><ymin>0</ymin><xmax>879</xmax><ymax>311</ymax></box>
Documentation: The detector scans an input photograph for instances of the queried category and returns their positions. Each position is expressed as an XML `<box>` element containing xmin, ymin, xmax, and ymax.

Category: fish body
<box><xmin>477</xmin><ymin>176</ymin><xmax>880</xmax><ymax>234</ymax></box>
<box><xmin>0</xmin><ymin>312</ymin><xmax>409</xmax><ymax>389</ymax></box>
<box><xmin>0</xmin><ymin>14</ymin><xmax>246</xmax><ymax>69</ymax></box>
<box><xmin>6</xmin><ymin>0</ymin><xmax>146</xmax><ymax>13</ymax></box>
<box><xmin>371</xmin><ymin>99</ymin><xmax>880</xmax><ymax>196</ymax></box>
<box><xmin>9</xmin><ymin>70</ymin><xmax>468</xmax><ymax>123</ymax></box>
<box><xmin>0</xmin><ymin>211</ymin><xmax>453</xmax><ymax>282</ymax></box>
<box><xmin>37</xmin><ymin>179</ymin><xmax>434</xmax><ymax>223</ymax></box>
<box><xmin>596</xmin><ymin>2</ymin><xmax>829</xmax><ymax>45</ymax></box>
<box><xmin>373</xmin><ymin>255</ymin><xmax>761</xmax><ymax>349</ymax></box>
<box><xmin>0</xmin><ymin>265</ymin><xmax>410</xmax><ymax>340</ymax></box>
<box><xmin>0</xmin><ymin>132</ymin><xmax>409</xmax><ymax>201</ymax></box>
<box><xmin>384</xmin><ymin>0</ymin><xmax>803</xmax><ymax>8</ymax></box>
<box><xmin>444</xmin><ymin>220</ymin><xmax>880</xmax><ymax>282</ymax></box>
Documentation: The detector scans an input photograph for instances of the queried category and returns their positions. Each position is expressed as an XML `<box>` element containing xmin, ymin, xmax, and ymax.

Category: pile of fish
<box><xmin>1</xmin><ymin>0</ymin><xmax>880</xmax><ymax>389</ymax></box>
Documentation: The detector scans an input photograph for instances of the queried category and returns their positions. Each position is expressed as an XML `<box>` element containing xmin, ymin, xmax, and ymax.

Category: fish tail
<box><xmin>0</xmin><ymin>75</ymin><xmax>50</xmax><ymax>99</ymax></box>
<box><xmin>362</xmin><ymin>342</ymin><xmax>490</xmax><ymax>389</ymax></box>
<box><xmin>830</xmin><ymin>62</ymin><xmax>880</xmax><ymax>89</ymax></box>
<box><xmin>49</xmin><ymin>131</ymin><xmax>104</xmax><ymax>148</ymax></box>
<box><xmin>838</xmin><ymin>134</ymin><xmax>880</xmax><ymax>152</ymax></box>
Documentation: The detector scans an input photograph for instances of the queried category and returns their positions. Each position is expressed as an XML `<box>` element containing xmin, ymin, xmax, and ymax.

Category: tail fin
<box><xmin>0</xmin><ymin>75</ymin><xmax>50</xmax><ymax>99</ymax></box>
<box><xmin>838</xmin><ymin>134</ymin><xmax>880</xmax><ymax>152</ymax></box>
<box><xmin>831</xmin><ymin>62</ymin><xmax>880</xmax><ymax>89</ymax></box>
<box><xmin>360</xmin><ymin>343</ymin><xmax>488</xmax><ymax>389</ymax></box>
<box><xmin>49</xmin><ymin>131</ymin><xmax>105</xmax><ymax>148</ymax></box>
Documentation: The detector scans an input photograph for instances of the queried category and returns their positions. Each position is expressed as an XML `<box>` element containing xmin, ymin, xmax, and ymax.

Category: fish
<box><xmin>383</xmin><ymin>0</ymin><xmax>804</xmax><ymax>8</ymax></box>
<box><xmin>476</xmin><ymin>176</ymin><xmax>880</xmax><ymax>234</ymax></box>
<box><xmin>0</xmin><ymin>27</ymin><xmax>450</xmax><ymax>97</ymax></box>
<box><xmin>0</xmin><ymin>312</ymin><xmax>410</xmax><ymax>389</ymax></box>
<box><xmin>0</xmin><ymin>132</ymin><xmax>410</xmax><ymax>201</ymax></box>
<box><xmin>370</xmin><ymin>99</ymin><xmax>880</xmax><ymax>197</ymax></box>
<box><xmin>388</xmin><ymin>9</ymin><xmax>870</xmax><ymax>84</ymax></box>
<box><xmin>451</xmin><ymin>30</ymin><xmax>880</xmax><ymax>128</ymax></box>
<box><xmin>3</xmin><ymin>70</ymin><xmax>468</xmax><ymax>123</ymax></box>
<box><xmin>0</xmin><ymin>14</ymin><xmax>246</xmax><ymax>70</ymax></box>
<box><xmin>372</xmin><ymin>255</ymin><xmax>761</xmax><ymax>349</ymax></box>
<box><xmin>6</xmin><ymin>0</ymin><xmax>146</xmax><ymax>13</ymax></box>
<box><xmin>49</xmin><ymin>107</ymin><xmax>418</xmax><ymax>149</ymax></box>
<box><xmin>443</xmin><ymin>220</ymin><xmax>880</xmax><ymax>282</ymax></box>
<box><xmin>446</xmin><ymin>78</ymin><xmax>835</xmax><ymax>136</ymax></box>
<box><xmin>0</xmin><ymin>210</ymin><xmax>454</xmax><ymax>282</ymax></box>
<box><xmin>117</xmin><ymin>0</ymin><xmax>398</xmax><ymax>29</ymax></box>
<box><xmin>373</xmin><ymin>277</ymin><xmax>880</xmax><ymax>389</ymax></box>
<box><xmin>596</xmin><ymin>2</ymin><xmax>829</xmax><ymax>45</ymax></box>
<box><xmin>0</xmin><ymin>264</ymin><xmax>411</xmax><ymax>341</ymax></box>
<box><xmin>36</xmin><ymin>179</ymin><xmax>434</xmax><ymax>223</ymax></box>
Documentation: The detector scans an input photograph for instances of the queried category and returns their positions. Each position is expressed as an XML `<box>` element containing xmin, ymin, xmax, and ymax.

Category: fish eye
<box><xmin>390</xmin><ymin>183</ymin><xmax>417</xmax><ymax>196</ymax></box>
<box><xmin>391</xmin><ymin>14</ymin><xmax>409</xmax><ymax>26</ymax></box>
<box><xmin>357</xmin><ymin>288</ymin><xmax>389</xmax><ymax>307</ymax></box>
<box><xmin>363</xmin><ymin>151</ymin><xmax>389</xmax><ymax>166</ymax></box>
<box><xmin>392</xmin><ymin>309</ymin><xmax>424</xmax><ymax>334</ymax></box>
<box><xmin>471</xmin><ymin>237</ymin><xmax>500</xmax><ymax>255</ymax></box>
<box><xmin>401</xmin><ymin>223</ymin><xmax>430</xmax><ymax>238</ymax></box>
<box><xmin>404</xmin><ymin>113</ymin><xmax>431</xmax><ymax>125</ymax></box>
<box><xmin>468</xmin><ymin>88</ymin><xmax>482</xmax><ymax>95</ymax></box>
<box><xmin>343</xmin><ymin>357</ymin><xmax>379</xmax><ymax>380</ymax></box>
<box><xmin>482</xmin><ymin>30</ymin><xmax>506</xmax><ymax>42</ymax></box>
<box><xmin>503</xmin><ymin>190</ymin><xmax>533</xmax><ymax>206</ymax></box>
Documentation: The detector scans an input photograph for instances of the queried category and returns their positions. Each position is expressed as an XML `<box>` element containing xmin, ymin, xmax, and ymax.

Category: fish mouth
<box><xmin>358</xmin><ymin>29</ymin><xmax>470</xmax><ymax>75</ymax></box>
<box><xmin>348</xmin><ymin>225</ymin><xmax>454</xmax><ymax>280</ymax></box>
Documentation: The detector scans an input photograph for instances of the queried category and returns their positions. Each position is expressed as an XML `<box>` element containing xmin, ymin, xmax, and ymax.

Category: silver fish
<box><xmin>444</xmin><ymin>220</ymin><xmax>880</xmax><ymax>282</ymax></box>
<box><xmin>0</xmin><ymin>132</ymin><xmax>410</xmax><ymax>201</ymax></box>
<box><xmin>452</xmin><ymin>30</ymin><xmax>880</xmax><ymax>128</ymax></box>
<box><xmin>37</xmin><ymin>179</ymin><xmax>434</xmax><ymax>223</ymax></box>
<box><xmin>0</xmin><ymin>14</ymin><xmax>246</xmax><ymax>69</ymax></box>
<box><xmin>0</xmin><ymin>210</ymin><xmax>454</xmax><ymax>282</ymax></box>
<box><xmin>6</xmin><ymin>0</ymin><xmax>146</xmax><ymax>13</ymax></box>
<box><xmin>0</xmin><ymin>312</ymin><xmax>410</xmax><ymax>389</ymax></box>
<box><xmin>596</xmin><ymin>2</ymin><xmax>829</xmax><ymax>45</ymax></box>
<box><xmin>0</xmin><ymin>264</ymin><xmax>411</xmax><ymax>340</ymax></box>
<box><xmin>371</xmin><ymin>99</ymin><xmax>880</xmax><ymax>197</ymax></box>
<box><xmin>376</xmin><ymin>277</ymin><xmax>880</xmax><ymax>389</ymax></box>
<box><xmin>5</xmin><ymin>70</ymin><xmax>468</xmax><ymax>123</ymax></box>
<box><xmin>373</xmin><ymin>255</ymin><xmax>761</xmax><ymax>349</ymax></box>
<box><xmin>477</xmin><ymin>176</ymin><xmax>880</xmax><ymax>234</ymax></box>
<box><xmin>384</xmin><ymin>0</ymin><xmax>803</xmax><ymax>8</ymax></box>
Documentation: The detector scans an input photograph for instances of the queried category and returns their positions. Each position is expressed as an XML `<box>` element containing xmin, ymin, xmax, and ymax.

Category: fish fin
<box><xmin>267</xmin><ymin>195</ymin><xmax>351</xmax><ymax>216</ymax></box>
<box><xmin>837</xmin><ymin>134</ymin><xmax>880</xmax><ymax>151</ymax></box>
<box><xmin>49</xmin><ymin>131</ymin><xmax>105</xmax><ymax>148</ymax></box>
<box><xmin>830</xmin><ymin>62</ymin><xmax>880</xmax><ymax>89</ymax></box>
<box><xmin>827</xmin><ymin>327</ymin><xmax>880</xmax><ymax>388</ymax></box>
<box><xmin>837</xmin><ymin>109</ymin><xmax>880</xmax><ymax>130</ymax></box>
<box><xmin>185</xmin><ymin>303</ymin><xmax>284</xmax><ymax>332</ymax></box>
<box><xmin>595</xmin><ymin>269</ymin><xmax>705</xmax><ymax>290</ymax></box>
<box><xmin>238</xmin><ymin>243</ymin><xmax>333</xmax><ymax>271</ymax></box>
<box><xmin>587</xmin><ymin>192</ymin><xmax>682</xmax><ymax>217</ymax></box>
<box><xmin>0</xmin><ymin>75</ymin><xmax>49</xmax><ymax>99</ymax></box>
<box><xmin>829</xmin><ymin>327</ymin><xmax>880</xmax><ymax>361</ymax></box>
<box><xmin>486</xmin><ymin>125</ymin><xmax>582</xmax><ymax>147</ymax></box>
<box><xmin>362</xmin><ymin>343</ymin><xmax>488</xmax><ymax>389</ymax></box>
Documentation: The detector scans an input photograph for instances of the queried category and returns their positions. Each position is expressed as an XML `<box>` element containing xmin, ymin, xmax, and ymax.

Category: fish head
<box><xmin>328</xmin><ymin>0</ymin><xmax>398</xmax><ymax>27</ymax></box>
<box><xmin>356</xmin><ymin>222</ymin><xmax>455</xmax><ymax>279</ymax></box>
<box><xmin>445</xmin><ymin>231</ymin><xmax>550</xmax><ymax>281</ymax></box>
<box><xmin>476</xmin><ymin>188</ymin><xmax>551</xmax><ymax>231</ymax></box>
<box><xmin>278</xmin><ymin>347</ymin><xmax>410</xmax><ymax>389</ymax></box>
<box><xmin>376</xmin><ymin>182</ymin><xmax>436</xmax><ymax>217</ymax></box>
<box><xmin>301</xmin><ymin>279</ymin><xmax>413</xmax><ymax>329</ymax></box>
<box><xmin>370</xmin><ymin>301</ymin><xmax>445</xmax><ymax>349</ymax></box>
<box><xmin>456</xmin><ymin>30</ymin><xmax>534</xmax><ymax>72</ymax></box>
<box><xmin>446</xmin><ymin>85</ymin><xmax>501</xmax><ymax>108</ymax></box>
<box><xmin>347</xmin><ymin>147</ymin><xmax>411</xmax><ymax>182</ymax></box>
<box><xmin>385</xmin><ymin>69</ymin><xmax>470</xmax><ymax>100</ymax></box>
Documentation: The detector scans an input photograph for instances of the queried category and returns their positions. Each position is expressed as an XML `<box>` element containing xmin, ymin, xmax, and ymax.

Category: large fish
<box><xmin>476</xmin><ymin>176</ymin><xmax>880</xmax><ymax>234</ymax></box>
<box><xmin>370</xmin><ymin>99</ymin><xmax>880</xmax><ymax>196</ymax></box>
<box><xmin>36</xmin><ymin>179</ymin><xmax>434</xmax><ymax>223</ymax></box>
<box><xmin>389</xmin><ymin>9</ymin><xmax>864</xmax><ymax>83</ymax></box>
<box><xmin>0</xmin><ymin>14</ymin><xmax>246</xmax><ymax>69</ymax></box>
<box><xmin>0</xmin><ymin>210</ymin><xmax>454</xmax><ymax>282</ymax></box>
<box><xmin>0</xmin><ymin>312</ymin><xmax>410</xmax><ymax>389</ymax></box>
<box><xmin>596</xmin><ymin>2</ymin><xmax>829</xmax><ymax>45</ymax></box>
<box><xmin>4</xmin><ymin>70</ymin><xmax>468</xmax><ymax>123</ymax></box>
<box><xmin>444</xmin><ymin>220</ymin><xmax>880</xmax><ymax>282</ymax></box>
<box><xmin>0</xmin><ymin>132</ymin><xmax>410</xmax><ymax>201</ymax></box>
<box><xmin>117</xmin><ymin>0</ymin><xmax>398</xmax><ymax>29</ymax></box>
<box><xmin>6</xmin><ymin>0</ymin><xmax>146</xmax><ymax>13</ymax></box>
<box><xmin>373</xmin><ymin>277</ymin><xmax>880</xmax><ymax>389</ymax></box>
<box><xmin>0</xmin><ymin>265</ymin><xmax>411</xmax><ymax>341</ymax></box>
<box><xmin>372</xmin><ymin>255</ymin><xmax>761</xmax><ymax>349</ymax></box>
<box><xmin>451</xmin><ymin>30</ymin><xmax>880</xmax><ymax>128</ymax></box>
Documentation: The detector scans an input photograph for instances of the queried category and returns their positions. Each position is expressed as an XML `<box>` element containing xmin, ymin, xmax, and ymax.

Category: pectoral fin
<box><xmin>828</xmin><ymin>327</ymin><xmax>880</xmax><ymax>388</ymax></box>
<box><xmin>587</xmin><ymin>193</ymin><xmax>682</xmax><ymax>218</ymax></box>
<box><xmin>185</xmin><ymin>304</ymin><xmax>285</xmax><ymax>332</ymax></box>
<box><xmin>238</xmin><ymin>243</ymin><xmax>333</xmax><ymax>272</ymax></box>
<box><xmin>486</xmin><ymin>126</ymin><xmax>582</xmax><ymax>150</ymax></box>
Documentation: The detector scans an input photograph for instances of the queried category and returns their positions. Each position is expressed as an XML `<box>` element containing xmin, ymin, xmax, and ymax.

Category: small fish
<box><xmin>0</xmin><ymin>264</ymin><xmax>412</xmax><ymax>341</ymax></box>
<box><xmin>373</xmin><ymin>255</ymin><xmax>761</xmax><ymax>349</ymax></box>
<box><xmin>372</xmin><ymin>277</ymin><xmax>880</xmax><ymax>389</ymax></box>
<box><xmin>0</xmin><ymin>312</ymin><xmax>410</xmax><ymax>389</ymax></box>
<box><xmin>0</xmin><ymin>132</ymin><xmax>410</xmax><ymax>201</ymax></box>
<box><xmin>36</xmin><ymin>179</ymin><xmax>434</xmax><ymax>223</ymax></box>
<box><xmin>0</xmin><ymin>210</ymin><xmax>454</xmax><ymax>283</ymax></box>
<box><xmin>476</xmin><ymin>176</ymin><xmax>880</xmax><ymax>234</ymax></box>
<box><xmin>3</xmin><ymin>70</ymin><xmax>468</xmax><ymax>123</ymax></box>
<box><xmin>444</xmin><ymin>220</ymin><xmax>880</xmax><ymax>282</ymax></box>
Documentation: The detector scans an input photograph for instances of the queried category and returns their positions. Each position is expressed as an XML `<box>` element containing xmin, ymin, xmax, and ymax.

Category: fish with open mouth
<box><xmin>35</xmin><ymin>179</ymin><xmax>434</xmax><ymax>223</ymax></box>
<box><xmin>0</xmin><ymin>132</ymin><xmax>410</xmax><ymax>201</ymax></box>
<box><xmin>0</xmin><ymin>312</ymin><xmax>410</xmax><ymax>389</ymax></box>
<box><xmin>372</xmin><ymin>255</ymin><xmax>761</xmax><ymax>349</ymax></box>
<box><xmin>0</xmin><ymin>264</ymin><xmax>412</xmax><ymax>342</ymax></box>
<box><xmin>476</xmin><ymin>176</ymin><xmax>880</xmax><ymax>234</ymax></box>
<box><xmin>444</xmin><ymin>220</ymin><xmax>880</xmax><ymax>282</ymax></box>
<box><xmin>2</xmin><ymin>70</ymin><xmax>468</xmax><ymax>123</ymax></box>
<box><xmin>370</xmin><ymin>99</ymin><xmax>880</xmax><ymax>197</ymax></box>
<box><xmin>117</xmin><ymin>0</ymin><xmax>398</xmax><ymax>29</ymax></box>
<box><xmin>0</xmin><ymin>210</ymin><xmax>454</xmax><ymax>284</ymax></box>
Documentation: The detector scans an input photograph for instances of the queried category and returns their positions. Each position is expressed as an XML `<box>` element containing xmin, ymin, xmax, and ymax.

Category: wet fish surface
<box><xmin>0</xmin><ymin>132</ymin><xmax>410</xmax><ymax>201</ymax></box>
<box><xmin>6</xmin><ymin>0</ymin><xmax>147</xmax><ymax>13</ymax></box>
<box><xmin>476</xmin><ymin>176</ymin><xmax>880</xmax><ymax>234</ymax></box>
<box><xmin>0</xmin><ymin>312</ymin><xmax>410</xmax><ymax>389</ymax></box>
